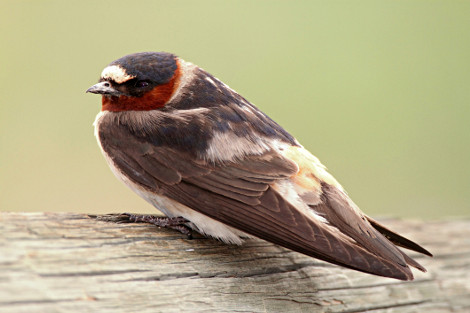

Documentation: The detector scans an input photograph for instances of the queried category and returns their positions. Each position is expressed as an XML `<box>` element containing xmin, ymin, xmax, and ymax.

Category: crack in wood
<box><xmin>38</xmin><ymin>269</ymin><xmax>150</xmax><ymax>277</ymax></box>
<box><xmin>340</xmin><ymin>299</ymin><xmax>431</xmax><ymax>313</ymax></box>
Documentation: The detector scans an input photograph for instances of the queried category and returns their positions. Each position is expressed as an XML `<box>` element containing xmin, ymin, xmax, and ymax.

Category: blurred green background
<box><xmin>1</xmin><ymin>1</ymin><xmax>469</xmax><ymax>219</ymax></box>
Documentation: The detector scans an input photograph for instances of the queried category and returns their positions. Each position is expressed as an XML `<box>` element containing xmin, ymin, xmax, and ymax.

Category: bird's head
<box><xmin>86</xmin><ymin>52</ymin><xmax>181</xmax><ymax>111</ymax></box>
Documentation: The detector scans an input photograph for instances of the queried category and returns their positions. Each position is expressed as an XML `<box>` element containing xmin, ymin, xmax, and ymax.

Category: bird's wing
<box><xmin>98</xmin><ymin>122</ymin><xmax>429</xmax><ymax>280</ymax></box>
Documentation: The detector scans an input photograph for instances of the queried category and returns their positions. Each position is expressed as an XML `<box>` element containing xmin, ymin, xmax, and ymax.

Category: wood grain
<box><xmin>1</xmin><ymin>212</ymin><xmax>469</xmax><ymax>313</ymax></box>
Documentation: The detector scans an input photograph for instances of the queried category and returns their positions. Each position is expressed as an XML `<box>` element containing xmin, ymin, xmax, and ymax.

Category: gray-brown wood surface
<box><xmin>0</xmin><ymin>212</ymin><xmax>469</xmax><ymax>313</ymax></box>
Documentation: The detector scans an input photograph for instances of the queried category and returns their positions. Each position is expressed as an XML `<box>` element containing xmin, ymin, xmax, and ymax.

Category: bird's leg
<box><xmin>116</xmin><ymin>213</ymin><xmax>193</xmax><ymax>238</ymax></box>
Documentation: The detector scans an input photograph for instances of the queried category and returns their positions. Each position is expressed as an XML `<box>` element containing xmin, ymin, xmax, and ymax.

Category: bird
<box><xmin>87</xmin><ymin>51</ymin><xmax>432</xmax><ymax>280</ymax></box>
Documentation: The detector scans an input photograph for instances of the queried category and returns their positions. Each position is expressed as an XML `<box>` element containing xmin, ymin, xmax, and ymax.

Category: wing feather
<box><xmin>98</xmin><ymin>122</ymin><xmax>429</xmax><ymax>280</ymax></box>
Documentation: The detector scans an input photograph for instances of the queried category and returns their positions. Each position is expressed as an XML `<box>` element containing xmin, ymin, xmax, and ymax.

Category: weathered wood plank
<box><xmin>0</xmin><ymin>212</ymin><xmax>469</xmax><ymax>313</ymax></box>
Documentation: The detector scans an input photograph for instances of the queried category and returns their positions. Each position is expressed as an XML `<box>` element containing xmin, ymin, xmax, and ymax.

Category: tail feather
<box><xmin>399</xmin><ymin>249</ymin><xmax>427</xmax><ymax>272</ymax></box>
<box><xmin>367</xmin><ymin>216</ymin><xmax>433</xmax><ymax>257</ymax></box>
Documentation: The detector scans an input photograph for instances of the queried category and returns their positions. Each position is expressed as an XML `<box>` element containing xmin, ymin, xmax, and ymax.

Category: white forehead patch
<box><xmin>100</xmin><ymin>65</ymin><xmax>136</xmax><ymax>84</ymax></box>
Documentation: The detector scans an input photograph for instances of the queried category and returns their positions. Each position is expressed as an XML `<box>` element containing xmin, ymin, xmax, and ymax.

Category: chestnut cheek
<box><xmin>101</xmin><ymin>62</ymin><xmax>181</xmax><ymax>112</ymax></box>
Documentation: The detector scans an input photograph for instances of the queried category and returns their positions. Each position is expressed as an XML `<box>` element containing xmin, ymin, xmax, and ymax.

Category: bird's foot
<box><xmin>119</xmin><ymin>213</ymin><xmax>193</xmax><ymax>238</ymax></box>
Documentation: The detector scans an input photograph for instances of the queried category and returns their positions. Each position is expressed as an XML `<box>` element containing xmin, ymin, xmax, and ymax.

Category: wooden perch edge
<box><xmin>0</xmin><ymin>212</ymin><xmax>469</xmax><ymax>313</ymax></box>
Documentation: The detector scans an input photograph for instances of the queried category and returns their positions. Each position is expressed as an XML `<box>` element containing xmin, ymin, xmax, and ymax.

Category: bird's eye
<box><xmin>135</xmin><ymin>80</ymin><xmax>149</xmax><ymax>88</ymax></box>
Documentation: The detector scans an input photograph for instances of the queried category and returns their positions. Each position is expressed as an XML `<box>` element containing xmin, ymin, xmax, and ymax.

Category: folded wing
<box><xmin>98</xmin><ymin>123</ymin><xmax>431</xmax><ymax>280</ymax></box>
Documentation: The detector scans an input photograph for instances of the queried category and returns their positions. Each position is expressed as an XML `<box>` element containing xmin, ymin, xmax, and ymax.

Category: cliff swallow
<box><xmin>87</xmin><ymin>52</ymin><xmax>431</xmax><ymax>280</ymax></box>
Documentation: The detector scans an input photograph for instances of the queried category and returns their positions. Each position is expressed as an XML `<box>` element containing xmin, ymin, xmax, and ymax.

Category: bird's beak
<box><xmin>86</xmin><ymin>81</ymin><xmax>123</xmax><ymax>97</ymax></box>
